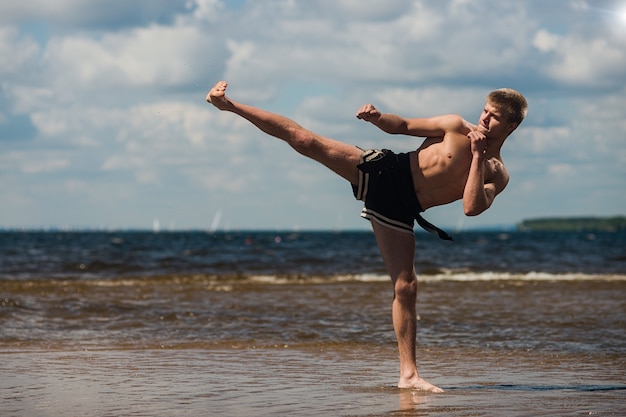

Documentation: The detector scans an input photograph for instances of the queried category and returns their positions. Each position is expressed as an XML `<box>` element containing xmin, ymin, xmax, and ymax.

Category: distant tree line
<box><xmin>517</xmin><ymin>216</ymin><xmax>626</xmax><ymax>232</ymax></box>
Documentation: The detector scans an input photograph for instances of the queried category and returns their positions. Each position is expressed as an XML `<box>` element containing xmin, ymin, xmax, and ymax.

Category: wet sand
<box><xmin>2</xmin><ymin>345</ymin><xmax>624</xmax><ymax>417</ymax></box>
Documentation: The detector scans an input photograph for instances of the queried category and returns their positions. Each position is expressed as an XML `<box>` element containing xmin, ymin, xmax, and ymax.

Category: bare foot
<box><xmin>398</xmin><ymin>376</ymin><xmax>444</xmax><ymax>393</ymax></box>
<box><xmin>206</xmin><ymin>81</ymin><xmax>231</xmax><ymax>110</ymax></box>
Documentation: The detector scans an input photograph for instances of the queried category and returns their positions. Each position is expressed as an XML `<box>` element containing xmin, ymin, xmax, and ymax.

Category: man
<box><xmin>206</xmin><ymin>81</ymin><xmax>527</xmax><ymax>392</ymax></box>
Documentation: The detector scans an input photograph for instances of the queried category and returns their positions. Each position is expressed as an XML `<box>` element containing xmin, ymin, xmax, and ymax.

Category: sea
<box><xmin>1</xmin><ymin>230</ymin><xmax>625</xmax><ymax>416</ymax></box>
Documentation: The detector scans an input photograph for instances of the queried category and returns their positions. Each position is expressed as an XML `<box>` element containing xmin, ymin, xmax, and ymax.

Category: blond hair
<box><xmin>487</xmin><ymin>88</ymin><xmax>528</xmax><ymax>125</ymax></box>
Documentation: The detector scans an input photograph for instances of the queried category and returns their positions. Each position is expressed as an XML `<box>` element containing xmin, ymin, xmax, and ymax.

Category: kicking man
<box><xmin>206</xmin><ymin>80</ymin><xmax>527</xmax><ymax>392</ymax></box>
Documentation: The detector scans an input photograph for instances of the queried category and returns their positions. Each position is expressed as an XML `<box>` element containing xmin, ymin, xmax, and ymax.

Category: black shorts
<box><xmin>351</xmin><ymin>149</ymin><xmax>453</xmax><ymax>240</ymax></box>
<box><xmin>351</xmin><ymin>149</ymin><xmax>421</xmax><ymax>235</ymax></box>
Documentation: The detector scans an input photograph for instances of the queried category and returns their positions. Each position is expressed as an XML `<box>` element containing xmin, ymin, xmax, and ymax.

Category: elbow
<box><xmin>464</xmin><ymin>203</ymin><xmax>488</xmax><ymax>217</ymax></box>
<box><xmin>464</xmin><ymin>186</ymin><xmax>497</xmax><ymax>216</ymax></box>
<box><xmin>389</xmin><ymin>121</ymin><xmax>409</xmax><ymax>135</ymax></box>
<box><xmin>383</xmin><ymin>126</ymin><xmax>406</xmax><ymax>135</ymax></box>
<box><xmin>464</xmin><ymin>208</ymin><xmax>482</xmax><ymax>217</ymax></box>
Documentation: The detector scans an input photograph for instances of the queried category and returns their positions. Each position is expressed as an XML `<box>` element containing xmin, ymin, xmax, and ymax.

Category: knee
<box><xmin>393</xmin><ymin>272</ymin><xmax>417</xmax><ymax>303</ymax></box>
<box><xmin>291</xmin><ymin>130</ymin><xmax>321</xmax><ymax>156</ymax></box>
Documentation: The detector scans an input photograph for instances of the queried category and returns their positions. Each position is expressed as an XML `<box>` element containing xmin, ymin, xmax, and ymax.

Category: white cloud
<box><xmin>189</xmin><ymin>0</ymin><xmax>226</xmax><ymax>22</ymax></box>
<box><xmin>30</xmin><ymin>112</ymin><xmax>68</xmax><ymax>137</ymax></box>
<box><xmin>1</xmin><ymin>150</ymin><xmax>70</xmax><ymax>174</ymax></box>
<box><xmin>533</xmin><ymin>29</ymin><xmax>561</xmax><ymax>52</ymax></box>
<box><xmin>3</xmin><ymin>84</ymin><xmax>54</xmax><ymax>114</ymax></box>
<box><xmin>371</xmin><ymin>86</ymin><xmax>487</xmax><ymax>119</ymax></box>
<box><xmin>1</xmin><ymin>0</ymin><xmax>624</xmax><ymax>229</ymax></box>
<box><xmin>548</xmin><ymin>163</ymin><xmax>576</xmax><ymax>178</ymax></box>
<box><xmin>22</xmin><ymin>158</ymin><xmax>70</xmax><ymax>174</ymax></box>
<box><xmin>533</xmin><ymin>28</ymin><xmax>626</xmax><ymax>86</ymax></box>
<box><xmin>0</xmin><ymin>27</ymin><xmax>39</xmax><ymax>75</ymax></box>
<box><xmin>42</xmin><ymin>24</ymin><xmax>210</xmax><ymax>90</ymax></box>
<box><xmin>0</xmin><ymin>0</ymin><xmax>188</xmax><ymax>27</ymax></box>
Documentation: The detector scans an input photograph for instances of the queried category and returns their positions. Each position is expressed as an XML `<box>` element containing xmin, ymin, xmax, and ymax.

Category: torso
<box><xmin>409</xmin><ymin>132</ymin><xmax>505</xmax><ymax>210</ymax></box>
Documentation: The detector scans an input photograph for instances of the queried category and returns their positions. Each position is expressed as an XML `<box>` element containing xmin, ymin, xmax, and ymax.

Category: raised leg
<box><xmin>371</xmin><ymin>221</ymin><xmax>444</xmax><ymax>392</ymax></box>
<box><xmin>207</xmin><ymin>81</ymin><xmax>442</xmax><ymax>392</ymax></box>
<box><xmin>207</xmin><ymin>81</ymin><xmax>361</xmax><ymax>184</ymax></box>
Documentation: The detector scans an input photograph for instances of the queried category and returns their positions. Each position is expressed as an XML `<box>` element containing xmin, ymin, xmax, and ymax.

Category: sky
<box><xmin>1</xmin><ymin>0</ymin><xmax>625</xmax><ymax>231</ymax></box>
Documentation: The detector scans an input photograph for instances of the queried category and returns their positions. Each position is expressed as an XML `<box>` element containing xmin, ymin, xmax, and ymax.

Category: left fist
<box><xmin>467</xmin><ymin>130</ymin><xmax>487</xmax><ymax>156</ymax></box>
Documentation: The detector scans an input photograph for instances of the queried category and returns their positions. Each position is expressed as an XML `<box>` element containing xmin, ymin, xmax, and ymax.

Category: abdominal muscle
<box><xmin>410</xmin><ymin>134</ymin><xmax>473</xmax><ymax>210</ymax></box>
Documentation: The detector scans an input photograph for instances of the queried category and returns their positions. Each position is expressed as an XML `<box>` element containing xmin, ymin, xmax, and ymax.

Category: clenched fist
<box><xmin>356</xmin><ymin>104</ymin><xmax>381</xmax><ymax>122</ymax></box>
<box><xmin>467</xmin><ymin>130</ymin><xmax>488</xmax><ymax>156</ymax></box>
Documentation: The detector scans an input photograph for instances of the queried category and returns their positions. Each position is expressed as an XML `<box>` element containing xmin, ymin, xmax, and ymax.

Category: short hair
<box><xmin>487</xmin><ymin>88</ymin><xmax>528</xmax><ymax>125</ymax></box>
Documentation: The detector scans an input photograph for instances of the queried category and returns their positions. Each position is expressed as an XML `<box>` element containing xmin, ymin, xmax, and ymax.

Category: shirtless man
<box><xmin>206</xmin><ymin>81</ymin><xmax>527</xmax><ymax>392</ymax></box>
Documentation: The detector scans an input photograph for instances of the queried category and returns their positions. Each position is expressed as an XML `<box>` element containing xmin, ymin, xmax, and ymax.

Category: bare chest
<box><xmin>416</xmin><ymin>134</ymin><xmax>472</xmax><ymax>175</ymax></box>
<box><xmin>418</xmin><ymin>134</ymin><xmax>501</xmax><ymax>173</ymax></box>
<box><xmin>413</xmin><ymin>135</ymin><xmax>504</xmax><ymax>207</ymax></box>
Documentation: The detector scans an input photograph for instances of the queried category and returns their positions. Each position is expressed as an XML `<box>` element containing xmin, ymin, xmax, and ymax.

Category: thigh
<box><xmin>371</xmin><ymin>221</ymin><xmax>416</xmax><ymax>280</ymax></box>
<box><xmin>302</xmin><ymin>133</ymin><xmax>363</xmax><ymax>184</ymax></box>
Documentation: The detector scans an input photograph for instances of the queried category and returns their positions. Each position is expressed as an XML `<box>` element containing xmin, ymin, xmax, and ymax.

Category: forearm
<box><xmin>368</xmin><ymin>113</ymin><xmax>410</xmax><ymax>135</ymax></box>
<box><xmin>463</xmin><ymin>155</ymin><xmax>491</xmax><ymax>216</ymax></box>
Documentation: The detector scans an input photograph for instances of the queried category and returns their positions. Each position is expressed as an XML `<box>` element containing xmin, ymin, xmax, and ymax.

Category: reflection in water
<box><xmin>398</xmin><ymin>388</ymin><xmax>433</xmax><ymax>411</ymax></box>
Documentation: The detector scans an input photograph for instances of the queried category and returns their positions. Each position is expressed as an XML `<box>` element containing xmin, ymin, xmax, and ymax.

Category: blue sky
<box><xmin>1</xmin><ymin>0</ymin><xmax>625</xmax><ymax>231</ymax></box>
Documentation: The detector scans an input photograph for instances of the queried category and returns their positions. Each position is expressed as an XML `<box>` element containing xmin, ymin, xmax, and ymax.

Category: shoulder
<box><xmin>486</xmin><ymin>158</ymin><xmax>510</xmax><ymax>194</ymax></box>
<box><xmin>405</xmin><ymin>114</ymin><xmax>467</xmax><ymax>137</ymax></box>
<box><xmin>437</xmin><ymin>114</ymin><xmax>474</xmax><ymax>134</ymax></box>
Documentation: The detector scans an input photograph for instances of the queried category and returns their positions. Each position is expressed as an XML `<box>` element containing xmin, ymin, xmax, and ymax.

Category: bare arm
<box><xmin>463</xmin><ymin>131</ymin><xmax>508</xmax><ymax>216</ymax></box>
<box><xmin>356</xmin><ymin>104</ymin><xmax>467</xmax><ymax>137</ymax></box>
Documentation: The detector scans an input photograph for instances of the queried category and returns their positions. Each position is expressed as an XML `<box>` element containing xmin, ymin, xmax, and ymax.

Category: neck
<box><xmin>486</xmin><ymin>136</ymin><xmax>506</xmax><ymax>157</ymax></box>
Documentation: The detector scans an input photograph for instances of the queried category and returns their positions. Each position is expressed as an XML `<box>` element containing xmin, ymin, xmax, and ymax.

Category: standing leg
<box><xmin>371</xmin><ymin>221</ymin><xmax>444</xmax><ymax>392</ymax></box>
<box><xmin>208</xmin><ymin>80</ymin><xmax>442</xmax><ymax>392</ymax></box>
<box><xmin>207</xmin><ymin>81</ymin><xmax>361</xmax><ymax>184</ymax></box>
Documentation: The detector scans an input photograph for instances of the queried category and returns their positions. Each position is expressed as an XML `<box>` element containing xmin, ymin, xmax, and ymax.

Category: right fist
<box><xmin>356</xmin><ymin>104</ymin><xmax>381</xmax><ymax>122</ymax></box>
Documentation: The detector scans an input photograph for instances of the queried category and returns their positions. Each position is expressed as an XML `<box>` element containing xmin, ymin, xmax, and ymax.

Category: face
<box><xmin>477</xmin><ymin>102</ymin><xmax>517</xmax><ymax>138</ymax></box>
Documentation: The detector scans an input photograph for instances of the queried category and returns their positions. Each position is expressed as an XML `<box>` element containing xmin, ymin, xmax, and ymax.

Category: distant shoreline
<box><xmin>2</xmin><ymin>216</ymin><xmax>626</xmax><ymax>233</ymax></box>
<box><xmin>517</xmin><ymin>216</ymin><xmax>626</xmax><ymax>232</ymax></box>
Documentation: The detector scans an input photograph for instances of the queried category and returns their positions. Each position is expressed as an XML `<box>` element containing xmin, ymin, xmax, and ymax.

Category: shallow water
<box><xmin>2</xmin><ymin>280</ymin><xmax>624</xmax><ymax>355</ymax></box>
<box><xmin>2</xmin><ymin>280</ymin><xmax>625</xmax><ymax>416</ymax></box>
<box><xmin>2</xmin><ymin>231</ymin><xmax>625</xmax><ymax>415</ymax></box>
<box><xmin>2</xmin><ymin>346</ymin><xmax>624</xmax><ymax>417</ymax></box>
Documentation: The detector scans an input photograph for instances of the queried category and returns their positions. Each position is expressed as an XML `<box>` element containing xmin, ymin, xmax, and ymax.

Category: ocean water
<box><xmin>1</xmin><ymin>230</ymin><xmax>625</xmax><ymax>416</ymax></box>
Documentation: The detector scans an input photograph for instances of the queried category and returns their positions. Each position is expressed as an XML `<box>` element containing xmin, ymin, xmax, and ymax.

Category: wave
<box><xmin>418</xmin><ymin>271</ymin><xmax>626</xmax><ymax>282</ymax></box>
<box><xmin>247</xmin><ymin>271</ymin><xmax>626</xmax><ymax>284</ymax></box>
<box><xmin>2</xmin><ymin>272</ymin><xmax>625</xmax><ymax>293</ymax></box>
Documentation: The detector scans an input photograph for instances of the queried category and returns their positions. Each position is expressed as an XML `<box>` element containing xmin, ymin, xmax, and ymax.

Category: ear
<box><xmin>507</xmin><ymin>122</ymin><xmax>518</xmax><ymax>134</ymax></box>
